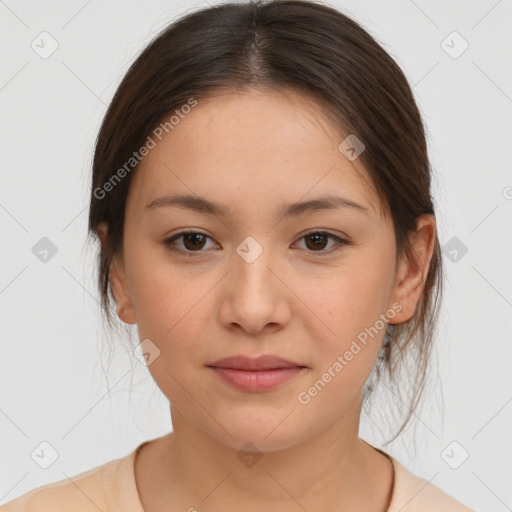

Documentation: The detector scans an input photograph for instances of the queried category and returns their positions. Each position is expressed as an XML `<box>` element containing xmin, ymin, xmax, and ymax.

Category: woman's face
<box><xmin>107</xmin><ymin>88</ymin><xmax>432</xmax><ymax>451</ymax></box>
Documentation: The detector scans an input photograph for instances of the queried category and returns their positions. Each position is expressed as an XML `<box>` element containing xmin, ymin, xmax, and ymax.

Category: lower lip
<box><xmin>209</xmin><ymin>366</ymin><xmax>305</xmax><ymax>392</ymax></box>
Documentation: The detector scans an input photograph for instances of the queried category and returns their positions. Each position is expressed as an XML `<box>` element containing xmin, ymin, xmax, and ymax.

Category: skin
<box><xmin>97</xmin><ymin>87</ymin><xmax>436</xmax><ymax>512</ymax></box>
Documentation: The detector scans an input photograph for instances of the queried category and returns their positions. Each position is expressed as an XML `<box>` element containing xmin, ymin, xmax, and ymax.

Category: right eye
<box><xmin>163</xmin><ymin>231</ymin><xmax>219</xmax><ymax>253</ymax></box>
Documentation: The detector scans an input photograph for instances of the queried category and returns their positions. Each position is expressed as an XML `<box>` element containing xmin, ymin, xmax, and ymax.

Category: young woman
<box><xmin>1</xmin><ymin>1</ymin><xmax>476</xmax><ymax>511</ymax></box>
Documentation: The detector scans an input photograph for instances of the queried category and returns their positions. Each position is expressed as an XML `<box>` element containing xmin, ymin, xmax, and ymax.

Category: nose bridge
<box><xmin>233</xmin><ymin>234</ymin><xmax>275</xmax><ymax>295</ymax></box>
<box><xmin>221</xmin><ymin>234</ymin><xmax>287</xmax><ymax>333</ymax></box>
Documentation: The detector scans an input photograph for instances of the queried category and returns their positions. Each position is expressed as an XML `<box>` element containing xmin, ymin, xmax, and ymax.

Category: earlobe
<box><xmin>388</xmin><ymin>214</ymin><xmax>436</xmax><ymax>324</ymax></box>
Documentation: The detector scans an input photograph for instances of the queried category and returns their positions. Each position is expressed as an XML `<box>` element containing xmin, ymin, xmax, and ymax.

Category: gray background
<box><xmin>1</xmin><ymin>1</ymin><xmax>511</xmax><ymax>510</ymax></box>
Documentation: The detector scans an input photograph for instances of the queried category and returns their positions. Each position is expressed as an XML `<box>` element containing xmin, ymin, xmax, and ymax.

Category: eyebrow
<box><xmin>144</xmin><ymin>193</ymin><xmax>369</xmax><ymax>218</ymax></box>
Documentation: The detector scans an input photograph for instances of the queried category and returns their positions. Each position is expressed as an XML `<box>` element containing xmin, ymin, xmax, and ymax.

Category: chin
<box><xmin>206</xmin><ymin>414</ymin><xmax>305</xmax><ymax>454</ymax></box>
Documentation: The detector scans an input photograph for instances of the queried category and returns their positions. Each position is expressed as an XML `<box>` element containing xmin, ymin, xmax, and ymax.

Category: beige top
<box><xmin>0</xmin><ymin>441</ymin><xmax>476</xmax><ymax>511</ymax></box>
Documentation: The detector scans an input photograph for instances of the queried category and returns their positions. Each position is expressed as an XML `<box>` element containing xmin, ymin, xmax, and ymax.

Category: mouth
<box><xmin>207</xmin><ymin>354</ymin><xmax>307</xmax><ymax>392</ymax></box>
<box><xmin>208</xmin><ymin>354</ymin><xmax>306</xmax><ymax>371</ymax></box>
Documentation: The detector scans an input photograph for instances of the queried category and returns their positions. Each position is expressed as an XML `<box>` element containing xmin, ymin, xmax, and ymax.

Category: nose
<box><xmin>218</xmin><ymin>241</ymin><xmax>291</xmax><ymax>336</ymax></box>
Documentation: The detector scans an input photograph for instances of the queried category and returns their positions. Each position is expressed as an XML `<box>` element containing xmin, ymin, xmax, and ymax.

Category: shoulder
<box><xmin>0</xmin><ymin>465</ymin><xmax>108</xmax><ymax>512</ymax></box>
<box><xmin>389</xmin><ymin>457</ymin><xmax>477</xmax><ymax>512</ymax></box>
<box><xmin>0</xmin><ymin>449</ymin><xmax>138</xmax><ymax>512</ymax></box>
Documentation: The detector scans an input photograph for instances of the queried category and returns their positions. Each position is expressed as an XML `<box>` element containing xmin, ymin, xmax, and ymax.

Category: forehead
<box><xmin>127</xmin><ymin>88</ymin><xmax>380</xmax><ymax>217</ymax></box>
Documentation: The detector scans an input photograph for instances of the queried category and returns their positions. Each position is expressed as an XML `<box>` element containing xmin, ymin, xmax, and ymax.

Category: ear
<box><xmin>96</xmin><ymin>221</ymin><xmax>108</xmax><ymax>253</ymax></box>
<box><xmin>96</xmin><ymin>222</ymin><xmax>137</xmax><ymax>325</ymax></box>
<box><xmin>388</xmin><ymin>214</ymin><xmax>436</xmax><ymax>324</ymax></box>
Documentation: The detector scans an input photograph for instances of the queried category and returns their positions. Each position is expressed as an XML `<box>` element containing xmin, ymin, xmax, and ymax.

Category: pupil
<box><xmin>306</xmin><ymin>234</ymin><xmax>327</xmax><ymax>250</ymax></box>
<box><xmin>184</xmin><ymin>233</ymin><xmax>205</xmax><ymax>250</ymax></box>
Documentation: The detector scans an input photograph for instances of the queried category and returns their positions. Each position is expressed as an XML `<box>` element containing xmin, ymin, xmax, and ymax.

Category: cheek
<box><xmin>126</xmin><ymin>257</ymin><xmax>216</xmax><ymax>398</ymax></box>
<box><xmin>309</xmin><ymin>258</ymin><xmax>394</xmax><ymax>376</ymax></box>
<box><xmin>126</xmin><ymin>247</ymin><xmax>217</xmax><ymax>350</ymax></box>
<box><xmin>299</xmin><ymin>285</ymin><xmax>387</xmax><ymax>412</ymax></box>
<box><xmin>320</xmin><ymin>259</ymin><xmax>392</xmax><ymax>326</ymax></box>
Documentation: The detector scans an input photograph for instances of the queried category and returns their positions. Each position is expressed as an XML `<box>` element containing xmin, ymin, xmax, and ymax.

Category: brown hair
<box><xmin>88</xmin><ymin>0</ymin><xmax>442</xmax><ymax>442</ymax></box>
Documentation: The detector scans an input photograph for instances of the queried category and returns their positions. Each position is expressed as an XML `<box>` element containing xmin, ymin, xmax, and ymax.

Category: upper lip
<box><xmin>208</xmin><ymin>355</ymin><xmax>305</xmax><ymax>371</ymax></box>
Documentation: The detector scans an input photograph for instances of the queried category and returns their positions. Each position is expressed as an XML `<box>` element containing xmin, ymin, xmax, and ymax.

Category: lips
<box><xmin>208</xmin><ymin>354</ymin><xmax>305</xmax><ymax>371</ymax></box>
<box><xmin>207</xmin><ymin>355</ymin><xmax>306</xmax><ymax>392</ymax></box>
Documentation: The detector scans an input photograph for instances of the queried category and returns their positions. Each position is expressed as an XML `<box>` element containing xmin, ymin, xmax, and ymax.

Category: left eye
<box><xmin>294</xmin><ymin>231</ymin><xmax>347</xmax><ymax>253</ymax></box>
<box><xmin>163</xmin><ymin>231</ymin><xmax>346</xmax><ymax>254</ymax></box>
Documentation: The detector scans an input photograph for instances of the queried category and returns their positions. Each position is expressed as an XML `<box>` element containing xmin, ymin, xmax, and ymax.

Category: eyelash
<box><xmin>163</xmin><ymin>230</ymin><xmax>349</xmax><ymax>256</ymax></box>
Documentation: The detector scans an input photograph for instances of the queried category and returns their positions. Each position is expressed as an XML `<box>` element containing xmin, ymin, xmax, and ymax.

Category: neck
<box><xmin>136</xmin><ymin>403</ymin><xmax>394</xmax><ymax>512</ymax></box>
